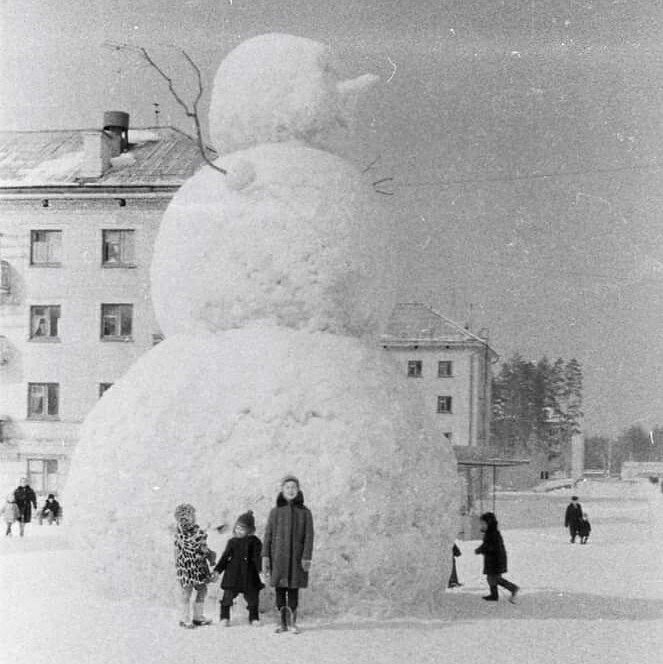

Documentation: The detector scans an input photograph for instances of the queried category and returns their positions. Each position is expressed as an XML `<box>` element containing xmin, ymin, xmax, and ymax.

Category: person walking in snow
<box><xmin>262</xmin><ymin>475</ymin><xmax>314</xmax><ymax>633</ymax></box>
<box><xmin>1</xmin><ymin>493</ymin><xmax>20</xmax><ymax>536</ymax></box>
<box><xmin>474</xmin><ymin>512</ymin><xmax>519</xmax><ymax>603</ymax></box>
<box><xmin>564</xmin><ymin>495</ymin><xmax>583</xmax><ymax>543</ymax></box>
<box><xmin>214</xmin><ymin>510</ymin><xmax>264</xmax><ymax>626</ymax></box>
<box><xmin>578</xmin><ymin>511</ymin><xmax>591</xmax><ymax>544</ymax></box>
<box><xmin>38</xmin><ymin>494</ymin><xmax>61</xmax><ymax>525</ymax></box>
<box><xmin>173</xmin><ymin>503</ymin><xmax>216</xmax><ymax>628</ymax></box>
<box><xmin>13</xmin><ymin>477</ymin><xmax>37</xmax><ymax>537</ymax></box>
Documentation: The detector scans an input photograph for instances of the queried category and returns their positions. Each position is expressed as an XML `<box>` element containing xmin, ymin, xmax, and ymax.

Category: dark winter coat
<box><xmin>577</xmin><ymin>518</ymin><xmax>591</xmax><ymax>538</ymax></box>
<box><xmin>214</xmin><ymin>534</ymin><xmax>264</xmax><ymax>592</ymax></box>
<box><xmin>564</xmin><ymin>502</ymin><xmax>583</xmax><ymax>528</ymax></box>
<box><xmin>475</xmin><ymin>521</ymin><xmax>508</xmax><ymax>575</ymax></box>
<box><xmin>263</xmin><ymin>491</ymin><xmax>314</xmax><ymax>589</ymax></box>
<box><xmin>14</xmin><ymin>485</ymin><xmax>37</xmax><ymax>523</ymax></box>
<box><xmin>41</xmin><ymin>498</ymin><xmax>61</xmax><ymax>518</ymax></box>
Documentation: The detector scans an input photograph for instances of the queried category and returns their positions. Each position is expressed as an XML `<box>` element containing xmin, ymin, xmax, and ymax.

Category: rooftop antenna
<box><xmin>153</xmin><ymin>102</ymin><xmax>161</xmax><ymax>127</ymax></box>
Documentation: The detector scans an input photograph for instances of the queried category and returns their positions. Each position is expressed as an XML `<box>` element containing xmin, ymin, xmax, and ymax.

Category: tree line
<box><xmin>585</xmin><ymin>426</ymin><xmax>663</xmax><ymax>475</ymax></box>
<box><xmin>490</xmin><ymin>354</ymin><xmax>662</xmax><ymax>474</ymax></box>
<box><xmin>490</xmin><ymin>355</ymin><xmax>583</xmax><ymax>467</ymax></box>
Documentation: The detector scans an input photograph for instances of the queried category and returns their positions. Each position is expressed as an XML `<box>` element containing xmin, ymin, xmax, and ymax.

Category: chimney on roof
<box><xmin>103</xmin><ymin>111</ymin><xmax>130</xmax><ymax>155</ymax></box>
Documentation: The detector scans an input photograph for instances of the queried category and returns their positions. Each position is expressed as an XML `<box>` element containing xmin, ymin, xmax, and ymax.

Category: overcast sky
<box><xmin>1</xmin><ymin>0</ymin><xmax>662</xmax><ymax>437</ymax></box>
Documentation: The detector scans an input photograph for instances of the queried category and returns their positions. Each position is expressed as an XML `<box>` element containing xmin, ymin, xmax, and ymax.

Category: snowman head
<box><xmin>208</xmin><ymin>33</ymin><xmax>378</xmax><ymax>154</ymax></box>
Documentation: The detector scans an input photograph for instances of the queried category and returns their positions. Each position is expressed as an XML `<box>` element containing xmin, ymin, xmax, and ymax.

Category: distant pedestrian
<box><xmin>13</xmin><ymin>477</ymin><xmax>37</xmax><ymax>537</ymax></box>
<box><xmin>448</xmin><ymin>542</ymin><xmax>462</xmax><ymax>588</ymax></box>
<box><xmin>214</xmin><ymin>510</ymin><xmax>264</xmax><ymax>626</ymax></box>
<box><xmin>578</xmin><ymin>511</ymin><xmax>591</xmax><ymax>544</ymax></box>
<box><xmin>173</xmin><ymin>503</ymin><xmax>216</xmax><ymax>628</ymax></box>
<box><xmin>263</xmin><ymin>474</ymin><xmax>314</xmax><ymax>633</ymax></box>
<box><xmin>564</xmin><ymin>495</ymin><xmax>583</xmax><ymax>543</ymax></box>
<box><xmin>1</xmin><ymin>494</ymin><xmax>20</xmax><ymax>536</ymax></box>
<box><xmin>38</xmin><ymin>494</ymin><xmax>61</xmax><ymax>525</ymax></box>
<box><xmin>474</xmin><ymin>512</ymin><xmax>519</xmax><ymax>603</ymax></box>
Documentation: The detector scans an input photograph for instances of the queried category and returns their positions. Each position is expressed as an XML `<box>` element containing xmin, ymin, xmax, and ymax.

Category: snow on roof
<box><xmin>382</xmin><ymin>302</ymin><xmax>495</xmax><ymax>353</ymax></box>
<box><xmin>0</xmin><ymin>126</ymin><xmax>211</xmax><ymax>188</ymax></box>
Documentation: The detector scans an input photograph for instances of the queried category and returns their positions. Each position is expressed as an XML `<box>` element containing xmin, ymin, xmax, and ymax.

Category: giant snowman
<box><xmin>67</xmin><ymin>34</ymin><xmax>460</xmax><ymax>618</ymax></box>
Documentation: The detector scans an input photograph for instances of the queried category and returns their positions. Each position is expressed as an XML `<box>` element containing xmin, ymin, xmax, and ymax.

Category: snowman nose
<box><xmin>336</xmin><ymin>73</ymin><xmax>379</xmax><ymax>97</ymax></box>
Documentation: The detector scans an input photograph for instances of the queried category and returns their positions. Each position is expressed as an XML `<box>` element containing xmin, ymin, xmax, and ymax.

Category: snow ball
<box><xmin>65</xmin><ymin>326</ymin><xmax>460</xmax><ymax>618</ymax></box>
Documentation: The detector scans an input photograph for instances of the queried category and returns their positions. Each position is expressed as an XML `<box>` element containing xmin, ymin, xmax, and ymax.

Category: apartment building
<box><xmin>0</xmin><ymin>112</ymin><xmax>207</xmax><ymax>493</ymax></box>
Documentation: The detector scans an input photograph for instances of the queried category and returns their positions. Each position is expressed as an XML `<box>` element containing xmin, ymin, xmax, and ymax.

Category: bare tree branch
<box><xmin>103</xmin><ymin>41</ymin><xmax>226</xmax><ymax>175</ymax></box>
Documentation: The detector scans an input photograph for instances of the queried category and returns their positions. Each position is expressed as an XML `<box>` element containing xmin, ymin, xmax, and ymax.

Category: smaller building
<box><xmin>381</xmin><ymin>302</ymin><xmax>498</xmax><ymax>448</ymax></box>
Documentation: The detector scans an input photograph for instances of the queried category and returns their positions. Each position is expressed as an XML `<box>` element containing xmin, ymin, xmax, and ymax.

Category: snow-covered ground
<box><xmin>1</xmin><ymin>479</ymin><xmax>662</xmax><ymax>664</ymax></box>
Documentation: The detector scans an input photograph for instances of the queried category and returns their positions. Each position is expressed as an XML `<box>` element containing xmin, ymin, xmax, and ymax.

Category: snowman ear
<box><xmin>336</xmin><ymin>73</ymin><xmax>379</xmax><ymax>98</ymax></box>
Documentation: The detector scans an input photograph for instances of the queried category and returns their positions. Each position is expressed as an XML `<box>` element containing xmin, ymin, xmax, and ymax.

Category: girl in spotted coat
<box><xmin>174</xmin><ymin>503</ymin><xmax>216</xmax><ymax>628</ymax></box>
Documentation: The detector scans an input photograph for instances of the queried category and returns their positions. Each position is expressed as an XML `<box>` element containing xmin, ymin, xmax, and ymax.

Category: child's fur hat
<box><xmin>281</xmin><ymin>474</ymin><xmax>300</xmax><ymax>488</ymax></box>
<box><xmin>235</xmin><ymin>510</ymin><xmax>256</xmax><ymax>534</ymax></box>
<box><xmin>174</xmin><ymin>503</ymin><xmax>196</xmax><ymax>524</ymax></box>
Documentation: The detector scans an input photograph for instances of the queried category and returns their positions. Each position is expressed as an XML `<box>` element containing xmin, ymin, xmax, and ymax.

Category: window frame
<box><xmin>407</xmin><ymin>360</ymin><xmax>423</xmax><ymax>378</ymax></box>
<box><xmin>437</xmin><ymin>395</ymin><xmax>453</xmax><ymax>414</ymax></box>
<box><xmin>29</xmin><ymin>305</ymin><xmax>61</xmax><ymax>341</ymax></box>
<box><xmin>438</xmin><ymin>360</ymin><xmax>453</xmax><ymax>378</ymax></box>
<box><xmin>30</xmin><ymin>230</ymin><xmax>62</xmax><ymax>266</ymax></box>
<box><xmin>101</xmin><ymin>229</ymin><xmax>136</xmax><ymax>268</ymax></box>
<box><xmin>27</xmin><ymin>382</ymin><xmax>60</xmax><ymax>420</ymax></box>
<box><xmin>100</xmin><ymin>303</ymin><xmax>133</xmax><ymax>341</ymax></box>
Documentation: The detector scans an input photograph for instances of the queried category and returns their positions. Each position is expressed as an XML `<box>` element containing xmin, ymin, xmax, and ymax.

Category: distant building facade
<box><xmin>381</xmin><ymin>303</ymin><xmax>498</xmax><ymax>448</ymax></box>
<box><xmin>0</xmin><ymin>112</ymin><xmax>207</xmax><ymax>494</ymax></box>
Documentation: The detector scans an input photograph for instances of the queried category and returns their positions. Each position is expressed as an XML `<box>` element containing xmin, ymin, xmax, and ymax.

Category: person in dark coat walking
<box><xmin>13</xmin><ymin>477</ymin><xmax>37</xmax><ymax>537</ymax></box>
<box><xmin>214</xmin><ymin>510</ymin><xmax>264</xmax><ymax>626</ymax></box>
<box><xmin>262</xmin><ymin>474</ymin><xmax>314</xmax><ymax>633</ymax></box>
<box><xmin>564</xmin><ymin>496</ymin><xmax>583</xmax><ymax>543</ymax></box>
<box><xmin>474</xmin><ymin>512</ymin><xmax>519</xmax><ymax>602</ymax></box>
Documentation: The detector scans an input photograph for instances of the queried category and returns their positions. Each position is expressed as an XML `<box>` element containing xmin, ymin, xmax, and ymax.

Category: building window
<box><xmin>28</xmin><ymin>383</ymin><xmax>59</xmax><ymax>419</ymax></box>
<box><xmin>29</xmin><ymin>305</ymin><xmax>61</xmax><ymax>340</ymax></box>
<box><xmin>28</xmin><ymin>458</ymin><xmax>59</xmax><ymax>494</ymax></box>
<box><xmin>438</xmin><ymin>361</ymin><xmax>453</xmax><ymax>377</ymax></box>
<box><xmin>99</xmin><ymin>383</ymin><xmax>113</xmax><ymax>397</ymax></box>
<box><xmin>437</xmin><ymin>396</ymin><xmax>452</xmax><ymax>414</ymax></box>
<box><xmin>407</xmin><ymin>360</ymin><xmax>422</xmax><ymax>377</ymax></box>
<box><xmin>101</xmin><ymin>304</ymin><xmax>133</xmax><ymax>340</ymax></box>
<box><xmin>102</xmin><ymin>230</ymin><xmax>135</xmax><ymax>267</ymax></box>
<box><xmin>30</xmin><ymin>230</ymin><xmax>62</xmax><ymax>265</ymax></box>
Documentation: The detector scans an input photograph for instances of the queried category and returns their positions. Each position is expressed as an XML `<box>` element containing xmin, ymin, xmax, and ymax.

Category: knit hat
<box><xmin>281</xmin><ymin>474</ymin><xmax>300</xmax><ymax>488</ymax></box>
<box><xmin>174</xmin><ymin>503</ymin><xmax>196</xmax><ymax>524</ymax></box>
<box><xmin>235</xmin><ymin>510</ymin><xmax>256</xmax><ymax>533</ymax></box>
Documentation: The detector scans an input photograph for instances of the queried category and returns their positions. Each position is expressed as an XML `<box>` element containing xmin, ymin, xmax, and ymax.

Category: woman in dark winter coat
<box><xmin>214</xmin><ymin>510</ymin><xmax>264</xmax><ymax>625</ymax></box>
<box><xmin>14</xmin><ymin>477</ymin><xmax>37</xmax><ymax>537</ymax></box>
<box><xmin>474</xmin><ymin>512</ymin><xmax>519</xmax><ymax>602</ymax></box>
<box><xmin>262</xmin><ymin>475</ymin><xmax>314</xmax><ymax>633</ymax></box>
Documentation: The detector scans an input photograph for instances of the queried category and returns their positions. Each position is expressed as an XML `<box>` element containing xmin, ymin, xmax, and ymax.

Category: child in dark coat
<box><xmin>214</xmin><ymin>510</ymin><xmax>264</xmax><ymax>626</ymax></box>
<box><xmin>38</xmin><ymin>494</ymin><xmax>61</xmax><ymax>525</ymax></box>
<box><xmin>174</xmin><ymin>503</ymin><xmax>216</xmax><ymax>628</ymax></box>
<box><xmin>474</xmin><ymin>511</ymin><xmax>519</xmax><ymax>603</ymax></box>
<box><xmin>578</xmin><ymin>511</ymin><xmax>591</xmax><ymax>544</ymax></box>
<box><xmin>262</xmin><ymin>475</ymin><xmax>314</xmax><ymax>633</ymax></box>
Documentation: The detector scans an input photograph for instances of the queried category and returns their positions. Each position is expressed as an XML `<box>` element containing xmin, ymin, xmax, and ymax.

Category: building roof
<box><xmin>0</xmin><ymin>127</ymin><xmax>211</xmax><ymax>189</ymax></box>
<box><xmin>382</xmin><ymin>303</ymin><xmax>498</xmax><ymax>358</ymax></box>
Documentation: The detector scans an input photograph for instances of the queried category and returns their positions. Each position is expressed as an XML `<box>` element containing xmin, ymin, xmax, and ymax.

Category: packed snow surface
<box><xmin>3</xmin><ymin>481</ymin><xmax>662</xmax><ymax>664</ymax></box>
<box><xmin>65</xmin><ymin>326</ymin><xmax>459</xmax><ymax>616</ymax></box>
<box><xmin>150</xmin><ymin>143</ymin><xmax>399</xmax><ymax>338</ymax></box>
